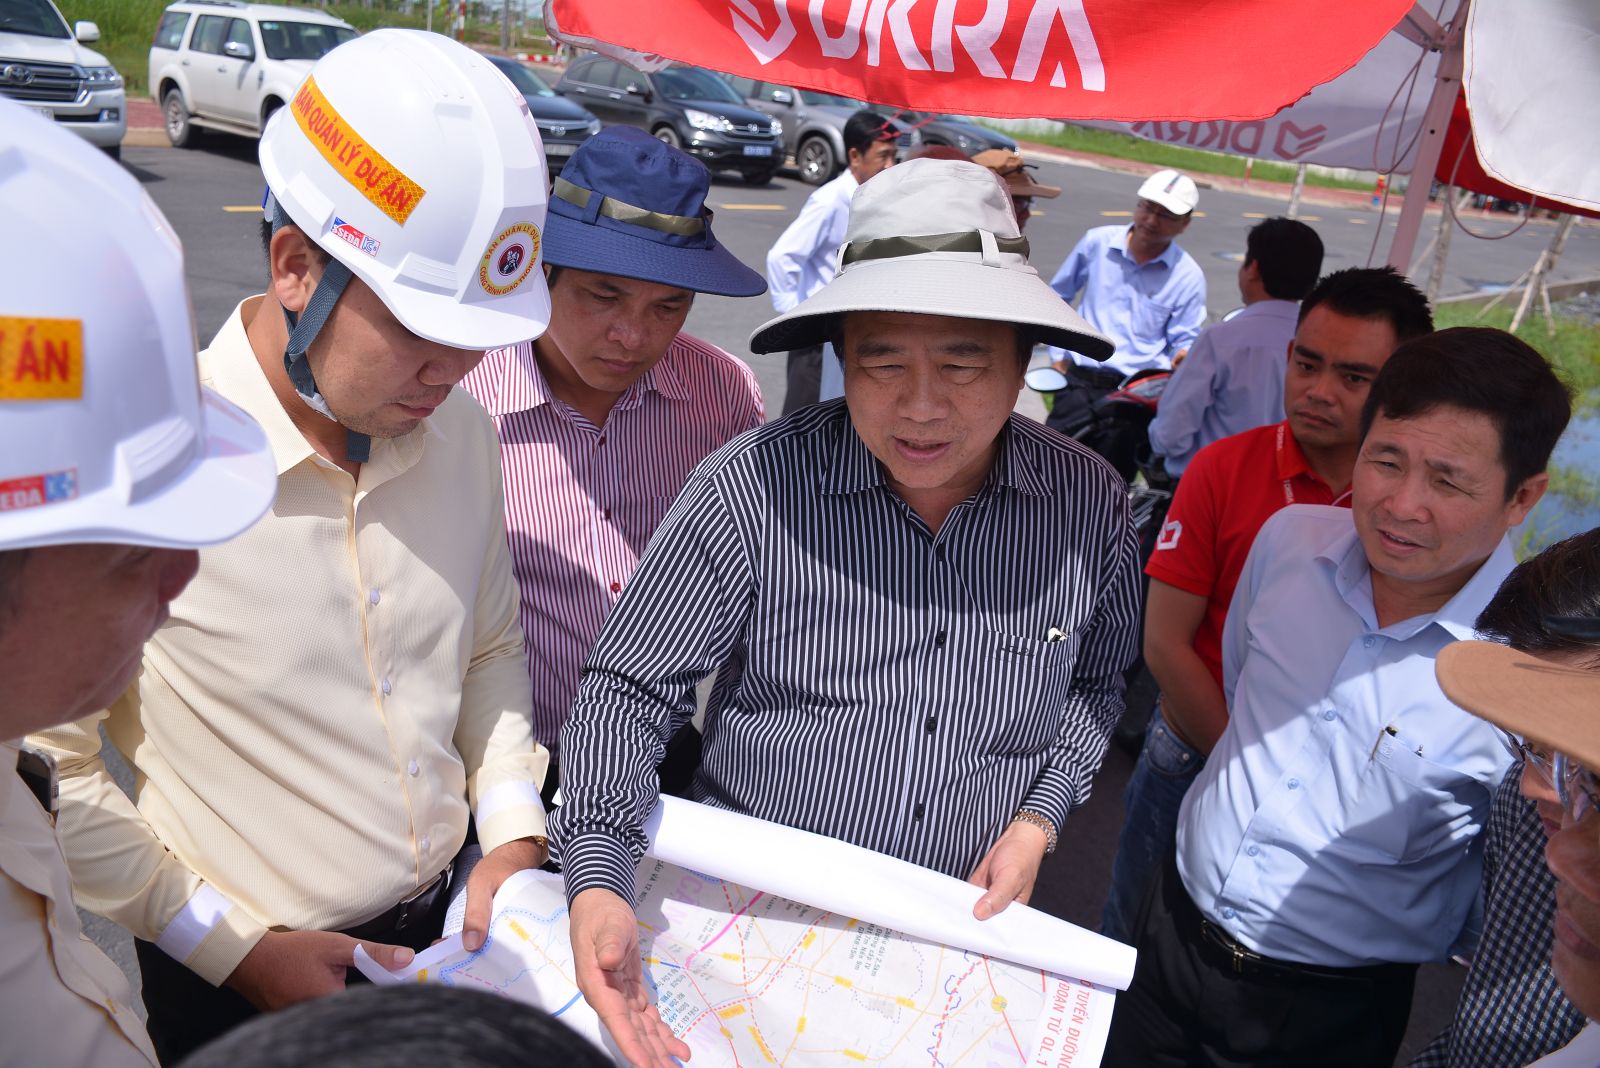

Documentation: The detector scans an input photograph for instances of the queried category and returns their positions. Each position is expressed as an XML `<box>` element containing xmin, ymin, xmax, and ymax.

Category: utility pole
<box><xmin>1286</xmin><ymin>163</ymin><xmax>1307</xmax><ymax>219</ymax></box>
<box><xmin>501</xmin><ymin>0</ymin><xmax>510</xmax><ymax>49</ymax></box>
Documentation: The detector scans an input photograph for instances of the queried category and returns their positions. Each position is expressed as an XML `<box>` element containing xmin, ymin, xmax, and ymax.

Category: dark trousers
<box><xmin>781</xmin><ymin>345</ymin><xmax>823</xmax><ymax>415</ymax></box>
<box><xmin>1102</xmin><ymin>851</ymin><xmax>1417</xmax><ymax>1068</ymax></box>
<box><xmin>136</xmin><ymin>874</ymin><xmax>452</xmax><ymax>1063</ymax></box>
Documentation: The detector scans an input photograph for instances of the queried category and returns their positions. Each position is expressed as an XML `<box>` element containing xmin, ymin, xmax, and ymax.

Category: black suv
<box><xmin>485</xmin><ymin>54</ymin><xmax>601</xmax><ymax>176</ymax></box>
<box><xmin>555</xmin><ymin>56</ymin><xmax>782</xmax><ymax>184</ymax></box>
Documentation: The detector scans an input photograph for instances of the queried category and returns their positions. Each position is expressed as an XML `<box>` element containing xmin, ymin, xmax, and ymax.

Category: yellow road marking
<box><xmin>1242</xmin><ymin>211</ymin><xmax>1268</xmax><ymax>219</ymax></box>
<box><xmin>1298</xmin><ymin>215</ymin><xmax>1322</xmax><ymax>221</ymax></box>
<box><xmin>713</xmin><ymin>203</ymin><xmax>786</xmax><ymax>211</ymax></box>
<box><xmin>1348</xmin><ymin>217</ymin><xmax>1369</xmax><ymax>224</ymax></box>
<box><xmin>1100</xmin><ymin>210</ymin><xmax>1132</xmax><ymax>217</ymax></box>
<box><xmin>834</xmin><ymin>976</ymin><xmax>854</xmax><ymax>987</ymax></box>
<box><xmin>223</xmin><ymin>205</ymin><xmax>263</xmax><ymax>213</ymax></box>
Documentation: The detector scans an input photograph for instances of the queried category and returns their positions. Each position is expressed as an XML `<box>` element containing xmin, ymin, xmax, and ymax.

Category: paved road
<box><xmin>79</xmin><ymin>138</ymin><xmax>1538</xmax><ymax>1060</ymax></box>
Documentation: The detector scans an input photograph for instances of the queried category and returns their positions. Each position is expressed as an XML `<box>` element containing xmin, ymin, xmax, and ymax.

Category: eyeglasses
<box><xmin>1497</xmin><ymin>728</ymin><xmax>1557</xmax><ymax>789</ymax></box>
<box><xmin>1136</xmin><ymin>198</ymin><xmax>1186</xmax><ymax>223</ymax></box>
<box><xmin>1554</xmin><ymin>750</ymin><xmax>1600</xmax><ymax>825</ymax></box>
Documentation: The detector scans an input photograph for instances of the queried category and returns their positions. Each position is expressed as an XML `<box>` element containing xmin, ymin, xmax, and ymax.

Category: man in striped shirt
<box><xmin>461</xmin><ymin>128</ymin><xmax>767</xmax><ymax>782</ymax></box>
<box><xmin>549</xmin><ymin>158</ymin><xmax>1141</xmax><ymax>1066</ymax></box>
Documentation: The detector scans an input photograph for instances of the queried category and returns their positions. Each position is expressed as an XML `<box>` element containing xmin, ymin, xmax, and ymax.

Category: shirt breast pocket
<box><xmin>1345</xmin><ymin>733</ymin><xmax>1481</xmax><ymax>863</ymax></box>
<box><xmin>978</xmin><ymin>632</ymin><xmax>1075</xmax><ymax>756</ymax></box>
<box><xmin>1132</xmin><ymin>296</ymin><xmax>1173</xmax><ymax>340</ymax></box>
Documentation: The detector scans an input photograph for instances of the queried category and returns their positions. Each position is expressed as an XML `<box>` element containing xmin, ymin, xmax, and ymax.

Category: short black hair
<box><xmin>843</xmin><ymin>110</ymin><xmax>900</xmax><ymax>158</ymax></box>
<box><xmin>1298</xmin><ymin>266</ymin><xmax>1433</xmax><ymax>343</ymax></box>
<box><xmin>1359</xmin><ymin>326</ymin><xmax>1572</xmax><ymax>499</ymax></box>
<box><xmin>181</xmin><ymin>983</ymin><xmax>613</xmax><ymax>1068</ymax></box>
<box><xmin>1475</xmin><ymin>529</ymin><xmax>1600</xmax><ymax>666</ymax></box>
<box><xmin>1245</xmin><ymin>217</ymin><xmax>1324</xmax><ymax>301</ymax></box>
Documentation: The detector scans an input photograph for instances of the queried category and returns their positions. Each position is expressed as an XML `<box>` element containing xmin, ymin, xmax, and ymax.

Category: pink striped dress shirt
<box><xmin>462</xmin><ymin>334</ymin><xmax>765</xmax><ymax>749</ymax></box>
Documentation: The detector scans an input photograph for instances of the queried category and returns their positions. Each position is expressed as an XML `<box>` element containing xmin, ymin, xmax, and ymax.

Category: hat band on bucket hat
<box><xmin>842</xmin><ymin>230</ymin><xmax>1030</xmax><ymax>267</ymax></box>
<box><xmin>552</xmin><ymin>177</ymin><xmax>707</xmax><ymax>239</ymax></box>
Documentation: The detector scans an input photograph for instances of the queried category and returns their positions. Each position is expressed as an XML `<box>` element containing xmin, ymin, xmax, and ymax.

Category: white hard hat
<box><xmin>259</xmin><ymin>29</ymin><xmax>551</xmax><ymax>351</ymax></box>
<box><xmin>1137</xmin><ymin>169</ymin><xmax>1199</xmax><ymax>216</ymax></box>
<box><xmin>0</xmin><ymin>100</ymin><xmax>275</xmax><ymax>552</ymax></box>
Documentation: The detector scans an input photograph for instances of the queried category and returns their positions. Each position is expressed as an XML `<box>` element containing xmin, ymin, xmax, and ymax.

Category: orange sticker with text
<box><xmin>0</xmin><ymin>316</ymin><xmax>84</xmax><ymax>400</ymax></box>
<box><xmin>292</xmin><ymin>75</ymin><xmax>427</xmax><ymax>226</ymax></box>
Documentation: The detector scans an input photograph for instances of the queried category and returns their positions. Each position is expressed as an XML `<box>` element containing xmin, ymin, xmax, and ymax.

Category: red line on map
<box><xmin>685</xmin><ymin>891</ymin><xmax>765</xmax><ymax>967</ymax></box>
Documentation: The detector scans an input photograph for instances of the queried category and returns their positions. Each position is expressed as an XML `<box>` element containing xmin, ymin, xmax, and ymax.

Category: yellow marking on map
<box><xmin>0</xmin><ymin>316</ymin><xmax>83</xmax><ymax>400</ymax></box>
<box><xmin>801</xmin><ymin>932</ymin><xmax>816</xmax><ymax>948</ymax></box>
<box><xmin>750</xmin><ymin>1027</ymin><xmax>777</xmax><ymax>1062</ymax></box>
<box><xmin>843</xmin><ymin>1051</ymin><xmax>868</xmax><ymax>1062</ymax></box>
<box><xmin>509</xmin><ymin>920</ymin><xmax>531</xmax><ymax>941</ymax></box>
<box><xmin>222</xmin><ymin>205</ymin><xmax>263</xmax><ymax>213</ymax></box>
<box><xmin>797</xmin><ymin>1017</ymin><xmax>806</xmax><ymax>1033</ymax></box>
<box><xmin>720</xmin><ymin>1027</ymin><xmax>732</xmax><ymax>1038</ymax></box>
<box><xmin>895</xmin><ymin>996</ymin><xmax>917</xmax><ymax>1008</ymax></box>
<box><xmin>416</xmin><ymin>968</ymin><xmax>429</xmax><ymax>982</ymax></box>
<box><xmin>846</xmin><ymin>918</ymin><xmax>859</xmax><ymax>929</ymax></box>
<box><xmin>722</xmin><ymin>952</ymin><xmax>742</xmax><ymax>961</ymax></box>
<box><xmin>718</xmin><ymin>1005</ymin><xmax>746</xmax><ymax>1019</ymax></box>
<box><xmin>991</xmin><ymin>995</ymin><xmax>1008</xmax><ymax>1011</ymax></box>
<box><xmin>834</xmin><ymin>976</ymin><xmax>853</xmax><ymax>988</ymax></box>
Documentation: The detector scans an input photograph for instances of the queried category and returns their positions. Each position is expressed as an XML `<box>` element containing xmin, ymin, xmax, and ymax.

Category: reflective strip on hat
<box><xmin>291</xmin><ymin>76</ymin><xmax>427</xmax><ymax>226</ymax></box>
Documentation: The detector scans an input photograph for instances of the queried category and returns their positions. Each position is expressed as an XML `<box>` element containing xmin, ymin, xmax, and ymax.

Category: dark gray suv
<box><xmin>556</xmin><ymin>57</ymin><xmax>782</xmax><ymax>184</ymax></box>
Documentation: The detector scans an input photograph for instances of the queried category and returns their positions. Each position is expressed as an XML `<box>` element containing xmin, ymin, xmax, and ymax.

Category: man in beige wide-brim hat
<box><xmin>549</xmin><ymin>158</ymin><xmax>1142</xmax><ymax>1068</ymax></box>
<box><xmin>972</xmin><ymin>148</ymin><xmax>1060</xmax><ymax>230</ymax></box>
<box><xmin>1437</xmin><ymin>628</ymin><xmax>1600</xmax><ymax>1063</ymax></box>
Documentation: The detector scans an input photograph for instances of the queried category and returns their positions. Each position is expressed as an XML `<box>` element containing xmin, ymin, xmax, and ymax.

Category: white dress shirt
<box><xmin>1178</xmin><ymin>505</ymin><xmax>1514</xmax><ymax>967</ymax></box>
<box><xmin>1528</xmin><ymin>1023</ymin><xmax>1600</xmax><ymax>1066</ymax></box>
<box><xmin>766</xmin><ymin>169</ymin><xmax>857</xmax><ymax>315</ymax></box>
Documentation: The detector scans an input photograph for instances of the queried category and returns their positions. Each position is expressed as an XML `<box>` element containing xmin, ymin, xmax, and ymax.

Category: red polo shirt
<box><xmin>1145</xmin><ymin>421</ymin><xmax>1350</xmax><ymax>691</ymax></box>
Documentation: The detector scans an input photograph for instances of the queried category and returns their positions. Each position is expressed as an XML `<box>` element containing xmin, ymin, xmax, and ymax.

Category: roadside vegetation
<box><xmin>977</xmin><ymin>121</ymin><xmax>1373</xmax><ymax>193</ymax></box>
<box><xmin>59</xmin><ymin>0</ymin><xmax>552</xmax><ymax>98</ymax></box>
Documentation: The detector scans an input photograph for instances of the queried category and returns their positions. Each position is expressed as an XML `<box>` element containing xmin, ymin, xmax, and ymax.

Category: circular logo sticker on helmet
<box><xmin>478</xmin><ymin>222</ymin><xmax>540</xmax><ymax>297</ymax></box>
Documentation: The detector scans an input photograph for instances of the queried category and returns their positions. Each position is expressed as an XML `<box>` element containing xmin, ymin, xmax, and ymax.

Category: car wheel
<box><xmin>797</xmin><ymin>135</ymin><xmax>836</xmax><ymax>185</ymax></box>
<box><xmin>741</xmin><ymin>168</ymin><xmax>777</xmax><ymax>186</ymax></box>
<box><xmin>261</xmin><ymin>97</ymin><xmax>283</xmax><ymax>133</ymax></box>
<box><xmin>164</xmin><ymin>88</ymin><xmax>199</xmax><ymax>149</ymax></box>
<box><xmin>103</xmin><ymin>144</ymin><xmax>122</xmax><ymax>162</ymax></box>
<box><xmin>653</xmin><ymin>125</ymin><xmax>681</xmax><ymax>148</ymax></box>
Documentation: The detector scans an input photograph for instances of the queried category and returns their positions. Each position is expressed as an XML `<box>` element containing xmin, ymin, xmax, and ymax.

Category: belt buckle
<box><xmin>1229</xmin><ymin>941</ymin><xmax>1246</xmax><ymax>975</ymax></box>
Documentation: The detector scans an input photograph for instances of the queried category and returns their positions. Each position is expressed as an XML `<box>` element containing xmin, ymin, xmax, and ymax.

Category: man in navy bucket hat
<box><xmin>462</xmin><ymin>126</ymin><xmax>767</xmax><ymax>796</ymax></box>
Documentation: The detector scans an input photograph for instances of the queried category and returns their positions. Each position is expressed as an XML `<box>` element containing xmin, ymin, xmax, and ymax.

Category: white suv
<box><xmin>148</xmin><ymin>0</ymin><xmax>356</xmax><ymax>147</ymax></box>
<box><xmin>0</xmin><ymin>0</ymin><xmax>125</xmax><ymax>158</ymax></box>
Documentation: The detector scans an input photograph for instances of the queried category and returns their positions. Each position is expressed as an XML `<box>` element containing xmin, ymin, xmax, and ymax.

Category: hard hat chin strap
<box><xmin>266</xmin><ymin>192</ymin><xmax>372</xmax><ymax>464</ymax></box>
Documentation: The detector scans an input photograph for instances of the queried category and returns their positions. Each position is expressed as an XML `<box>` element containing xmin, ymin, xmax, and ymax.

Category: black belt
<box><xmin>1166</xmin><ymin>855</ymin><xmax>1414</xmax><ymax>985</ymax></box>
<box><xmin>340</xmin><ymin>863</ymin><xmax>453</xmax><ymax>949</ymax></box>
<box><xmin>1066</xmin><ymin>364</ymin><xmax>1125</xmax><ymax>390</ymax></box>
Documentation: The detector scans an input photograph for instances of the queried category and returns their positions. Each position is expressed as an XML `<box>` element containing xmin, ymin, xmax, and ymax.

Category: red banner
<box><xmin>1436</xmin><ymin>92</ymin><xmax>1600</xmax><ymax>220</ymax></box>
<box><xmin>547</xmin><ymin>0</ymin><xmax>1415</xmax><ymax>121</ymax></box>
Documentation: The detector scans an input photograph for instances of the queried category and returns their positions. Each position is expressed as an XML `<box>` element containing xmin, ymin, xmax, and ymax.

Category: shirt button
<box><xmin>1221</xmin><ymin>906</ymin><xmax>1237</xmax><ymax>920</ymax></box>
<box><xmin>1247</xmin><ymin>845</ymin><xmax>1260</xmax><ymax>857</ymax></box>
<box><xmin>597</xmin><ymin>436</ymin><xmax>606</xmax><ymax>447</ymax></box>
<box><xmin>1323</xmin><ymin>709</ymin><xmax>1336</xmax><ymax>721</ymax></box>
<box><xmin>1287</xmin><ymin>778</ymin><xmax>1300</xmax><ymax>789</ymax></box>
<box><xmin>609</xmin><ymin>581</ymin><xmax>622</xmax><ymax>594</ymax></box>
<box><xmin>913</xmin><ymin>802</ymin><xmax>925</xmax><ymax>822</ymax></box>
<box><xmin>1364</xmin><ymin>636</ymin><xmax>1377</xmax><ymax>648</ymax></box>
<box><xmin>408</xmin><ymin>759</ymin><xmax>419</xmax><ymax>777</ymax></box>
<box><xmin>420</xmin><ymin>835</ymin><xmax>431</xmax><ymax>852</ymax></box>
<box><xmin>924</xmin><ymin>716</ymin><xmax>937</xmax><ymax>734</ymax></box>
<box><xmin>935</xmin><ymin>630</ymin><xmax>946</xmax><ymax>647</ymax></box>
<box><xmin>369</xmin><ymin>588</ymin><xmax>380</xmax><ymax>606</ymax></box>
<box><xmin>603</xmin><ymin>508</ymin><xmax>612</xmax><ymax>521</ymax></box>
<box><xmin>381</xmin><ymin>678</ymin><xmax>392</xmax><ymax>696</ymax></box>
<box><xmin>935</xmin><ymin>545</ymin><xmax>945</xmax><ymax>562</ymax></box>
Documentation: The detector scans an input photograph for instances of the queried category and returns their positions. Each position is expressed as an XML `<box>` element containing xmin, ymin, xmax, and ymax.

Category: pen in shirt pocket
<box><xmin>1370</xmin><ymin>724</ymin><xmax>1398</xmax><ymax>760</ymax></box>
<box><xmin>1046</xmin><ymin>626</ymin><xmax>1068</xmax><ymax>643</ymax></box>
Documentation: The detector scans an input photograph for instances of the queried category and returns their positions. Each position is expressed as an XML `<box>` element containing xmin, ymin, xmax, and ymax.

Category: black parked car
<box><xmin>485</xmin><ymin>54</ymin><xmax>601</xmax><ymax>176</ymax></box>
<box><xmin>888</xmin><ymin>109</ymin><xmax>1016</xmax><ymax>156</ymax></box>
<box><xmin>555</xmin><ymin>56</ymin><xmax>783</xmax><ymax>184</ymax></box>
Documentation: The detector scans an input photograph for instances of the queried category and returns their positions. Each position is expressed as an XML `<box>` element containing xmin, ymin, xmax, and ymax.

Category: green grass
<box><xmin>974</xmin><ymin>121</ymin><xmax>1374</xmax><ymax>193</ymax></box>
<box><xmin>57</xmin><ymin>0</ymin><xmax>553</xmax><ymax>99</ymax></box>
<box><xmin>1434</xmin><ymin>303</ymin><xmax>1600</xmax><ymax>414</ymax></box>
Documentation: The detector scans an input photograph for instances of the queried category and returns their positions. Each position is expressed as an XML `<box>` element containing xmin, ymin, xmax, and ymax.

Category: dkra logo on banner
<box><xmin>727</xmin><ymin>0</ymin><xmax>1107</xmax><ymax>92</ymax></box>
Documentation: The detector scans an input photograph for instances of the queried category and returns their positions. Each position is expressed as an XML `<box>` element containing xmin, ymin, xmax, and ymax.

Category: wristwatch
<box><xmin>1011</xmin><ymin>810</ymin><xmax>1058</xmax><ymax>854</ymax></box>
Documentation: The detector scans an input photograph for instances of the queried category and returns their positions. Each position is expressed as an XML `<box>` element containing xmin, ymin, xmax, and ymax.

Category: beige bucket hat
<box><xmin>748</xmin><ymin>158</ymin><xmax>1113</xmax><ymax>360</ymax></box>
<box><xmin>1436</xmin><ymin>637</ymin><xmax>1600</xmax><ymax>770</ymax></box>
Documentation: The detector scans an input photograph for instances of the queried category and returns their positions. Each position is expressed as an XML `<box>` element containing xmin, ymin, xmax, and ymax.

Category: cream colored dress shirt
<box><xmin>1</xmin><ymin>743</ymin><xmax>158</xmax><ymax>1067</ymax></box>
<box><xmin>31</xmin><ymin>298</ymin><xmax>548</xmax><ymax>986</ymax></box>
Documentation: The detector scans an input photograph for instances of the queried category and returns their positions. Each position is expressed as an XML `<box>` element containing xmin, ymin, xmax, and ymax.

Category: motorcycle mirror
<box><xmin>1024</xmin><ymin>366</ymin><xmax>1069</xmax><ymax>393</ymax></box>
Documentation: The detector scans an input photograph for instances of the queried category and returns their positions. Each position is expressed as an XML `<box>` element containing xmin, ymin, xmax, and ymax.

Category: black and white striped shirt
<box><xmin>550</xmin><ymin>401</ymin><xmax>1142</xmax><ymax>905</ymax></box>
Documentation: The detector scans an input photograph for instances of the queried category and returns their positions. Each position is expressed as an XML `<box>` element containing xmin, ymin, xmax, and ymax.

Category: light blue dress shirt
<box><xmin>1148</xmin><ymin>299</ymin><xmax>1300</xmax><ymax>476</ymax></box>
<box><xmin>1046</xmin><ymin>224</ymin><xmax>1207</xmax><ymax>377</ymax></box>
<box><xmin>765</xmin><ymin>169</ymin><xmax>857</xmax><ymax>316</ymax></box>
<box><xmin>1177</xmin><ymin>505</ymin><xmax>1514</xmax><ymax>967</ymax></box>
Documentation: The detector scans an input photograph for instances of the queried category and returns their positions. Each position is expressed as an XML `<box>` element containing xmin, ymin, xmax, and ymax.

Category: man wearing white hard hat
<box><xmin>0</xmin><ymin>101</ymin><xmax>276</xmax><ymax>1065</ymax></box>
<box><xmin>1044</xmin><ymin>169</ymin><xmax>1207</xmax><ymax>445</ymax></box>
<box><xmin>31</xmin><ymin>31</ymin><xmax>553</xmax><ymax>1060</ymax></box>
<box><xmin>549</xmin><ymin>158</ymin><xmax>1141</xmax><ymax>1067</ymax></box>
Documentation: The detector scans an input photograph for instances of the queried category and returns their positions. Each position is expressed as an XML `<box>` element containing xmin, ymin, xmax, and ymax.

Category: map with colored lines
<box><xmin>361</xmin><ymin>858</ymin><xmax>1114</xmax><ymax>1067</ymax></box>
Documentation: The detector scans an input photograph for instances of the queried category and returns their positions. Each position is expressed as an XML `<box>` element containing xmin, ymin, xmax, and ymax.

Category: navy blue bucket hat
<box><xmin>544</xmin><ymin>127</ymin><xmax>766</xmax><ymax>298</ymax></box>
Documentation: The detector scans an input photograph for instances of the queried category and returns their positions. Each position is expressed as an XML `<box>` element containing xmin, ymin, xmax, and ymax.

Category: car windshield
<box><xmin>799</xmin><ymin>89</ymin><xmax>864</xmax><ymax>108</ymax></box>
<box><xmin>492</xmin><ymin>59</ymin><xmax>555</xmax><ymax>97</ymax></box>
<box><xmin>0</xmin><ymin>0</ymin><xmax>70</xmax><ymax>39</ymax></box>
<box><xmin>257</xmin><ymin>21</ymin><xmax>357</xmax><ymax>61</ymax></box>
<box><xmin>656</xmin><ymin>67</ymin><xmax>742</xmax><ymax>104</ymax></box>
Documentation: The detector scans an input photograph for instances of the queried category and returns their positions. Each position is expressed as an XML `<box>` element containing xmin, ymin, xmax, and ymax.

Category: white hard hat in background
<box><xmin>0</xmin><ymin>99</ymin><xmax>276</xmax><ymax>552</ymax></box>
<box><xmin>259</xmin><ymin>29</ymin><xmax>552</xmax><ymax>350</ymax></box>
<box><xmin>1137</xmin><ymin>169</ymin><xmax>1199</xmax><ymax>216</ymax></box>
